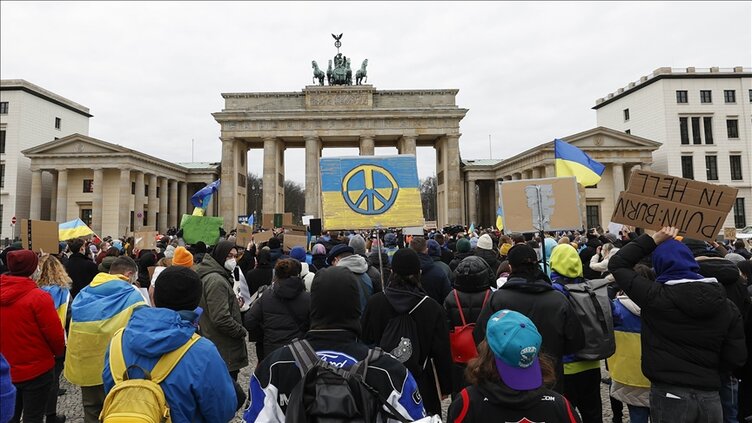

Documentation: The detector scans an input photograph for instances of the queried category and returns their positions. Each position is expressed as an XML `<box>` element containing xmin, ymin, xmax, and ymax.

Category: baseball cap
<box><xmin>486</xmin><ymin>309</ymin><xmax>542</xmax><ymax>391</ymax></box>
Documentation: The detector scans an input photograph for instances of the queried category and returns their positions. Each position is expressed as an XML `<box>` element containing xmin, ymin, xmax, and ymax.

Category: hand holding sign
<box><xmin>652</xmin><ymin>226</ymin><xmax>680</xmax><ymax>245</ymax></box>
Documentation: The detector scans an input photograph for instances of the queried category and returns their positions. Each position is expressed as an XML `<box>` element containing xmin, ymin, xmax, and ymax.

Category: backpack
<box><xmin>285</xmin><ymin>339</ymin><xmax>410</xmax><ymax>423</ymax></box>
<box><xmin>449</xmin><ymin>290</ymin><xmax>490</xmax><ymax>364</ymax></box>
<box><xmin>379</xmin><ymin>296</ymin><xmax>429</xmax><ymax>376</ymax></box>
<box><xmin>562</xmin><ymin>278</ymin><xmax>616</xmax><ymax>360</ymax></box>
<box><xmin>100</xmin><ymin>328</ymin><xmax>200</xmax><ymax>423</ymax></box>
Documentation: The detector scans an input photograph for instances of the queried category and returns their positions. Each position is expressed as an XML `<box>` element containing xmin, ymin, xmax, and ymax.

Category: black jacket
<box><xmin>311</xmin><ymin>253</ymin><xmax>327</xmax><ymax>273</ymax></box>
<box><xmin>473</xmin><ymin>274</ymin><xmax>585</xmax><ymax>393</ymax></box>
<box><xmin>449</xmin><ymin>251</ymin><xmax>474</xmax><ymax>272</ymax></box>
<box><xmin>474</xmin><ymin>248</ymin><xmax>500</xmax><ymax>275</ymax></box>
<box><xmin>244</xmin><ymin>276</ymin><xmax>310</xmax><ymax>360</ymax></box>
<box><xmin>608</xmin><ymin>234</ymin><xmax>747</xmax><ymax>390</ymax></box>
<box><xmin>448</xmin><ymin>381</ymin><xmax>582</xmax><ymax>423</ymax></box>
<box><xmin>579</xmin><ymin>246</ymin><xmax>602</xmax><ymax>280</ymax></box>
<box><xmin>245</xmin><ymin>264</ymin><xmax>273</xmax><ymax>297</ymax></box>
<box><xmin>696</xmin><ymin>256</ymin><xmax>751</xmax><ymax>324</ymax></box>
<box><xmin>66</xmin><ymin>252</ymin><xmax>99</xmax><ymax>299</ymax></box>
<box><xmin>417</xmin><ymin>253</ymin><xmax>451</xmax><ymax>305</ymax></box>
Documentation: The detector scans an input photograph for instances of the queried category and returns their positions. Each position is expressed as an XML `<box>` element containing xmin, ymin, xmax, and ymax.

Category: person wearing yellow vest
<box><xmin>64</xmin><ymin>256</ymin><xmax>145</xmax><ymax>423</ymax></box>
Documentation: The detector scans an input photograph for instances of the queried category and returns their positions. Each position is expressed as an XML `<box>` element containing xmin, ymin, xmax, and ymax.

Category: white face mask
<box><xmin>224</xmin><ymin>258</ymin><xmax>237</xmax><ymax>272</ymax></box>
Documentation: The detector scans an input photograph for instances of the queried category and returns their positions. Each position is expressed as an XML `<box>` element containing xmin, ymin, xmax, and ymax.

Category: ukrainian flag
<box><xmin>59</xmin><ymin>218</ymin><xmax>94</xmax><ymax>241</ymax></box>
<box><xmin>554</xmin><ymin>139</ymin><xmax>605</xmax><ymax>187</ymax></box>
<box><xmin>496</xmin><ymin>207</ymin><xmax>504</xmax><ymax>231</ymax></box>
<box><xmin>320</xmin><ymin>156</ymin><xmax>425</xmax><ymax>229</ymax></box>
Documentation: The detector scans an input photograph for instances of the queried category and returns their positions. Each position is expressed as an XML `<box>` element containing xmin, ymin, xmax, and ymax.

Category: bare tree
<box><xmin>420</xmin><ymin>176</ymin><xmax>437</xmax><ymax>221</ymax></box>
<box><xmin>284</xmin><ymin>180</ymin><xmax>305</xmax><ymax>224</ymax></box>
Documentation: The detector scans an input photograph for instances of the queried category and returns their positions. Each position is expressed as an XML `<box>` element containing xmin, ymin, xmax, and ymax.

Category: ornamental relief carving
<box><xmin>222</xmin><ymin>117</ymin><xmax>460</xmax><ymax>133</ymax></box>
<box><xmin>306</xmin><ymin>91</ymin><xmax>371</xmax><ymax>108</ymax></box>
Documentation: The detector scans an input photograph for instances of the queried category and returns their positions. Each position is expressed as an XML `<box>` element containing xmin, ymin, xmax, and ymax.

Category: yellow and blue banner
<box><xmin>59</xmin><ymin>218</ymin><xmax>94</xmax><ymax>241</ymax></box>
<box><xmin>496</xmin><ymin>207</ymin><xmax>504</xmax><ymax>231</ymax></box>
<box><xmin>554</xmin><ymin>139</ymin><xmax>605</xmax><ymax>187</ymax></box>
<box><xmin>320</xmin><ymin>155</ymin><xmax>425</xmax><ymax>229</ymax></box>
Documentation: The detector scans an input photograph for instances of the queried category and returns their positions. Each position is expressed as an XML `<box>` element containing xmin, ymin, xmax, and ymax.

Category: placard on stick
<box><xmin>253</xmin><ymin>231</ymin><xmax>275</xmax><ymax>245</ymax></box>
<box><xmin>499</xmin><ymin>177</ymin><xmax>582</xmax><ymax>233</ymax></box>
<box><xmin>134</xmin><ymin>231</ymin><xmax>158</xmax><ymax>250</ymax></box>
<box><xmin>283</xmin><ymin>234</ymin><xmax>308</xmax><ymax>252</ymax></box>
<box><xmin>724</xmin><ymin>228</ymin><xmax>737</xmax><ymax>240</ymax></box>
<box><xmin>611</xmin><ymin>170</ymin><xmax>738</xmax><ymax>242</ymax></box>
<box><xmin>236</xmin><ymin>224</ymin><xmax>253</xmax><ymax>247</ymax></box>
<box><xmin>21</xmin><ymin>219</ymin><xmax>59</xmax><ymax>254</ymax></box>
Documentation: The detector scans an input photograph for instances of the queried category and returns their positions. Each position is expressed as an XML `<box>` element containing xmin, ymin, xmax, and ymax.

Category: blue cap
<box><xmin>427</xmin><ymin>239</ymin><xmax>441</xmax><ymax>257</ymax></box>
<box><xmin>290</xmin><ymin>246</ymin><xmax>307</xmax><ymax>262</ymax></box>
<box><xmin>486</xmin><ymin>309</ymin><xmax>542</xmax><ymax>391</ymax></box>
<box><xmin>326</xmin><ymin>244</ymin><xmax>354</xmax><ymax>266</ymax></box>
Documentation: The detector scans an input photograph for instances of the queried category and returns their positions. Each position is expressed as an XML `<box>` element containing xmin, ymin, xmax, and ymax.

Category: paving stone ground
<box><xmin>55</xmin><ymin>341</ymin><xmax>617</xmax><ymax>422</ymax></box>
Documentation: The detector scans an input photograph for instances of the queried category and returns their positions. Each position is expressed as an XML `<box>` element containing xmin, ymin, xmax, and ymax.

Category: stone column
<box><xmin>56</xmin><ymin>169</ymin><xmax>68</xmax><ymax>222</ymax></box>
<box><xmin>49</xmin><ymin>171</ymin><xmax>58</xmax><ymax>221</ymax></box>
<box><xmin>91</xmin><ymin>168</ymin><xmax>104</xmax><ymax>235</ymax></box>
<box><xmin>612</xmin><ymin>163</ymin><xmax>625</xmax><ymax>194</ymax></box>
<box><xmin>399</xmin><ymin>135</ymin><xmax>417</xmax><ymax>155</ymax></box>
<box><xmin>169</xmin><ymin>179</ymin><xmax>178</xmax><ymax>228</ymax></box>
<box><xmin>545</xmin><ymin>163</ymin><xmax>556</xmax><ymax>178</ymax></box>
<box><xmin>30</xmin><ymin>170</ymin><xmax>43</xmax><ymax>220</ymax></box>
<box><xmin>262</xmin><ymin>137</ymin><xmax>278</xmax><ymax>215</ymax></box>
<box><xmin>179</xmin><ymin>182</ymin><xmax>188</xmax><ymax>216</ymax></box>
<box><xmin>359</xmin><ymin>135</ymin><xmax>375</xmax><ymax>156</ymax></box>
<box><xmin>148</xmin><ymin>174</ymin><xmax>158</xmax><ymax>229</ymax></box>
<box><xmin>119</xmin><ymin>169</ymin><xmax>131</xmax><ymax>235</ymax></box>
<box><xmin>134</xmin><ymin>171</ymin><xmax>145</xmax><ymax>231</ymax></box>
<box><xmin>524</xmin><ymin>169</ymin><xmax>533</xmax><ymax>179</ymax></box>
<box><xmin>159</xmin><ymin>177</ymin><xmax>168</xmax><ymax>232</ymax></box>
<box><xmin>445</xmin><ymin>134</ymin><xmax>462</xmax><ymax>224</ymax></box>
<box><xmin>467</xmin><ymin>179</ymin><xmax>477</xmax><ymax>224</ymax></box>
<box><xmin>305</xmin><ymin>136</ymin><xmax>321</xmax><ymax>216</ymax></box>
<box><xmin>220</xmin><ymin>138</ymin><xmax>235</xmax><ymax>228</ymax></box>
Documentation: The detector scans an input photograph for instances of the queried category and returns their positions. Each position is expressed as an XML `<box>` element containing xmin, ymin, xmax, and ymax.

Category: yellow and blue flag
<box><xmin>554</xmin><ymin>139</ymin><xmax>605</xmax><ymax>187</ymax></box>
<box><xmin>496</xmin><ymin>206</ymin><xmax>504</xmax><ymax>231</ymax></box>
<box><xmin>320</xmin><ymin>156</ymin><xmax>425</xmax><ymax>229</ymax></box>
<box><xmin>59</xmin><ymin>218</ymin><xmax>94</xmax><ymax>241</ymax></box>
<box><xmin>191</xmin><ymin>179</ymin><xmax>221</xmax><ymax>209</ymax></box>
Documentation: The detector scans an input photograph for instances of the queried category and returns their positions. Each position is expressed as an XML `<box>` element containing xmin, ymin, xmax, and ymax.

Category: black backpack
<box><xmin>285</xmin><ymin>339</ymin><xmax>410</xmax><ymax>423</ymax></box>
<box><xmin>562</xmin><ymin>278</ymin><xmax>616</xmax><ymax>360</ymax></box>
<box><xmin>378</xmin><ymin>296</ymin><xmax>429</xmax><ymax>377</ymax></box>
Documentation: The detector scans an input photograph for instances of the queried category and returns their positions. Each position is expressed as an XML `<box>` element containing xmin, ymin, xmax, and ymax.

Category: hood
<box><xmin>616</xmin><ymin>295</ymin><xmax>641</xmax><ymax>316</ymax></box>
<box><xmin>123</xmin><ymin>307</ymin><xmax>197</xmax><ymax>358</ymax></box>
<box><xmin>367</xmin><ymin>251</ymin><xmax>389</xmax><ymax>269</ymax></box>
<box><xmin>273</xmin><ymin>276</ymin><xmax>305</xmax><ymax>300</ymax></box>
<box><xmin>0</xmin><ymin>275</ymin><xmax>36</xmax><ymax>305</ymax></box>
<box><xmin>696</xmin><ymin>257</ymin><xmax>744</xmax><ymax>286</ymax></box>
<box><xmin>299</xmin><ymin>262</ymin><xmax>311</xmax><ymax>277</ymax></box>
<box><xmin>476</xmin><ymin>380</ymin><xmax>545</xmax><ymax>408</ymax></box>
<box><xmin>500</xmin><ymin>276</ymin><xmax>554</xmax><ymax>294</ymax></box>
<box><xmin>194</xmin><ymin>254</ymin><xmax>230</xmax><ymax>280</ymax></box>
<box><xmin>417</xmin><ymin>253</ymin><xmax>435</xmax><ymax>271</ymax></box>
<box><xmin>474</xmin><ymin>248</ymin><xmax>498</xmax><ymax>262</ymax></box>
<box><xmin>549</xmin><ymin>244</ymin><xmax>582</xmax><ymax>278</ymax></box>
<box><xmin>653</xmin><ymin>239</ymin><xmax>704</xmax><ymax>283</ymax></box>
<box><xmin>336</xmin><ymin>254</ymin><xmax>368</xmax><ymax>274</ymax></box>
<box><xmin>384</xmin><ymin>286</ymin><xmax>426</xmax><ymax>314</ymax></box>
<box><xmin>665</xmin><ymin>279</ymin><xmax>726</xmax><ymax>318</ymax></box>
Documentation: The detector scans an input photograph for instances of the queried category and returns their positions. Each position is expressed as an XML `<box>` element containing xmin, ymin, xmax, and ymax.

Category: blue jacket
<box><xmin>103</xmin><ymin>307</ymin><xmax>237</xmax><ymax>423</ymax></box>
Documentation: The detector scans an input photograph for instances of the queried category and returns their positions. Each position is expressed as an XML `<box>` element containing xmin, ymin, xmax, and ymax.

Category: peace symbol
<box><xmin>341</xmin><ymin>164</ymin><xmax>399</xmax><ymax>215</ymax></box>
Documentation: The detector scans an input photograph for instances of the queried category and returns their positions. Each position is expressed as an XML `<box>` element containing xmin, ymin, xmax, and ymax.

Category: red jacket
<box><xmin>0</xmin><ymin>275</ymin><xmax>65</xmax><ymax>382</ymax></box>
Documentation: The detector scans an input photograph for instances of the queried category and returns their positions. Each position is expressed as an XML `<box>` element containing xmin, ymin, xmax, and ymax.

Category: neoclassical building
<box><xmin>462</xmin><ymin>127</ymin><xmax>661</xmax><ymax>230</ymax></box>
<box><xmin>23</xmin><ymin>134</ymin><xmax>218</xmax><ymax>237</ymax></box>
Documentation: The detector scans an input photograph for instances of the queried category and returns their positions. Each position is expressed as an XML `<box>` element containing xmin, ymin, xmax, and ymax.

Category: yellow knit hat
<box><xmin>499</xmin><ymin>243</ymin><xmax>513</xmax><ymax>256</ymax></box>
<box><xmin>172</xmin><ymin>246</ymin><xmax>194</xmax><ymax>267</ymax></box>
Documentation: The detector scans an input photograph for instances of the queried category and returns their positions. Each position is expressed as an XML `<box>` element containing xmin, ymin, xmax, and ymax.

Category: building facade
<box><xmin>23</xmin><ymin>134</ymin><xmax>218</xmax><ymax>238</ymax></box>
<box><xmin>594</xmin><ymin>66</ymin><xmax>752</xmax><ymax>229</ymax></box>
<box><xmin>0</xmin><ymin>79</ymin><xmax>91</xmax><ymax>241</ymax></box>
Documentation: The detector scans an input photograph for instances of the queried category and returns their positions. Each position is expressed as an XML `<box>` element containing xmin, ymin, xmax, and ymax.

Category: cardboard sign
<box><xmin>179</xmin><ymin>215</ymin><xmax>223</xmax><ymax>246</ymax></box>
<box><xmin>283</xmin><ymin>234</ymin><xmax>308</xmax><ymax>252</ymax></box>
<box><xmin>21</xmin><ymin>219</ymin><xmax>60</xmax><ymax>254</ymax></box>
<box><xmin>499</xmin><ymin>177</ymin><xmax>582</xmax><ymax>233</ymax></box>
<box><xmin>134</xmin><ymin>230</ymin><xmax>158</xmax><ymax>250</ymax></box>
<box><xmin>253</xmin><ymin>230</ymin><xmax>275</xmax><ymax>244</ymax></box>
<box><xmin>611</xmin><ymin>170</ymin><xmax>738</xmax><ymax>242</ymax></box>
<box><xmin>236</xmin><ymin>224</ymin><xmax>254</xmax><ymax>247</ymax></box>
<box><xmin>724</xmin><ymin>227</ymin><xmax>737</xmax><ymax>240</ymax></box>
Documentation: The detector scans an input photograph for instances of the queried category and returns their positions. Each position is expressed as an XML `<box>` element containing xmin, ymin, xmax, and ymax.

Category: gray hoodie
<box><xmin>336</xmin><ymin>254</ymin><xmax>369</xmax><ymax>275</ymax></box>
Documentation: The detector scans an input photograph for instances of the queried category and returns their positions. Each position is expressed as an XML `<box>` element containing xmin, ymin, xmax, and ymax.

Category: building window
<box><xmin>681</xmin><ymin>156</ymin><xmax>694</xmax><ymax>179</ymax></box>
<box><xmin>623</xmin><ymin>108</ymin><xmax>630</xmax><ymax>121</ymax></box>
<box><xmin>691</xmin><ymin>117</ymin><xmax>702</xmax><ymax>144</ymax></box>
<box><xmin>676</xmin><ymin>90</ymin><xmax>688</xmax><ymax>103</ymax></box>
<box><xmin>144</xmin><ymin>184</ymin><xmax>149</xmax><ymax>197</ymax></box>
<box><xmin>625</xmin><ymin>129</ymin><xmax>631</xmax><ymax>134</ymax></box>
<box><xmin>0</xmin><ymin>102</ymin><xmax>8</xmax><ymax>114</ymax></box>
<box><xmin>130</xmin><ymin>211</ymin><xmax>134</xmax><ymax>232</ymax></box>
<box><xmin>83</xmin><ymin>179</ymin><xmax>93</xmax><ymax>193</ymax></box>
<box><xmin>156</xmin><ymin>187</ymin><xmax>160</xmax><ymax>198</ymax></box>
<box><xmin>703</xmin><ymin>117</ymin><xmax>713</xmax><ymax>144</ymax></box>
<box><xmin>727</xmin><ymin>119</ymin><xmax>739</xmax><ymax>138</ymax></box>
<box><xmin>54</xmin><ymin>117</ymin><xmax>61</xmax><ymax>130</ymax></box>
<box><xmin>80</xmin><ymin>209</ymin><xmax>92</xmax><ymax>227</ymax></box>
<box><xmin>679</xmin><ymin>117</ymin><xmax>689</xmax><ymax>144</ymax></box>
<box><xmin>238</xmin><ymin>172</ymin><xmax>246</xmax><ymax>188</ymax></box>
<box><xmin>749</xmin><ymin>89</ymin><xmax>752</xmax><ymax>103</ymax></box>
<box><xmin>586</xmin><ymin>184</ymin><xmax>598</xmax><ymax>189</ymax></box>
<box><xmin>0</xmin><ymin>130</ymin><xmax>5</xmax><ymax>154</ymax></box>
<box><xmin>0</xmin><ymin>164</ymin><xmax>4</xmax><ymax>188</ymax></box>
<box><xmin>700</xmin><ymin>90</ymin><xmax>712</xmax><ymax>103</ymax></box>
<box><xmin>730</xmin><ymin>155</ymin><xmax>743</xmax><ymax>180</ymax></box>
<box><xmin>734</xmin><ymin>198</ymin><xmax>746</xmax><ymax>228</ymax></box>
<box><xmin>586</xmin><ymin>205</ymin><xmax>601</xmax><ymax>229</ymax></box>
<box><xmin>131</xmin><ymin>182</ymin><xmax>136</xmax><ymax>195</ymax></box>
<box><xmin>724</xmin><ymin>90</ymin><xmax>736</xmax><ymax>103</ymax></box>
<box><xmin>705</xmin><ymin>155</ymin><xmax>718</xmax><ymax>181</ymax></box>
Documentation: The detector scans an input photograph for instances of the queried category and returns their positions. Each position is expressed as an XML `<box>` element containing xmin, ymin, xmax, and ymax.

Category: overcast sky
<box><xmin>2</xmin><ymin>1</ymin><xmax>750</xmax><ymax>183</ymax></box>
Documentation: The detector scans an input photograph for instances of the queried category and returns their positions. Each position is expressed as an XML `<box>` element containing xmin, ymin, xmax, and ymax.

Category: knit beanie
<box><xmin>477</xmin><ymin>234</ymin><xmax>493</xmax><ymax>251</ymax></box>
<box><xmin>456</xmin><ymin>238</ymin><xmax>471</xmax><ymax>253</ymax></box>
<box><xmin>0</xmin><ymin>353</ymin><xmax>15</xmax><ymax>422</ymax></box>
<box><xmin>7</xmin><ymin>250</ymin><xmax>39</xmax><ymax>277</ymax></box>
<box><xmin>384</xmin><ymin>233</ymin><xmax>398</xmax><ymax>247</ymax></box>
<box><xmin>211</xmin><ymin>241</ymin><xmax>235</xmax><ymax>265</ymax></box>
<box><xmin>154</xmin><ymin>266</ymin><xmax>203</xmax><ymax>311</ymax></box>
<box><xmin>172</xmin><ymin>246</ymin><xmax>194</xmax><ymax>267</ymax></box>
<box><xmin>348</xmin><ymin>235</ymin><xmax>367</xmax><ymax>256</ymax></box>
<box><xmin>310</xmin><ymin>267</ymin><xmax>362</xmax><ymax>335</ymax></box>
<box><xmin>427</xmin><ymin>240</ymin><xmax>442</xmax><ymax>257</ymax></box>
<box><xmin>499</xmin><ymin>243</ymin><xmax>513</xmax><ymax>256</ymax></box>
<box><xmin>391</xmin><ymin>248</ymin><xmax>421</xmax><ymax>277</ymax></box>
<box><xmin>290</xmin><ymin>246</ymin><xmax>307</xmax><ymax>262</ymax></box>
<box><xmin>312</xmin><ymin>243</ymin><xmax>327</xmax><ymax>255</ymax></box>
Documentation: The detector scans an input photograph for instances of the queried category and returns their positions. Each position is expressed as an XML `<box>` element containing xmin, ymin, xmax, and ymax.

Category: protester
<box><xmin>102</xmin><ymin>266</ymin><xmax>239</xmax><ymax>422</ymax></box>
<box><xmin>328</xmin><ymin>244</ymin><xmax>374</xmax><ymax>311</ymax></box>
<box><xmin>97</xmin><ymin>247</ymin><xmax>119</xmax><ymax>273</ymax></box>
<box><xmin>732</xmin><ymin>239</ymin><xmax>752</xmax><ymax>260</ymax></box>
<box><xmin>289</xmin><ymin>246</ymin><xmax>315</xmax><ymax>290</ymax></box>
<box><xmin>310</xmin><ymin>243</ymin><xmax>327</xmax><ymax>272</ymax></box>
<box><xmin>244</xmin><ymin>258</ymin><xmax>310</xmax><ymax>361</ymax></box>
<box><xmin>136</xmin><ymin>251</ymin><xmax>157</xmax><ymax>288</ymax></box>
<box><xmin>0</xmin><ymin>250</ymin><xmax>66</xmax><ymax>423</ymax></box>
<box><xmin>475</xmin><ymin>234</ymin><xmax>500</xmax><ymax>274</ymax></box>
<box><xmin>367</xmin><ymin>246</ymin><xmax>391</xmax><ymax>288</ymax></box>
<box><xmin>244</xmin><ymin>266</ymin><xmax>427</xmax><ymax>422</ymax></box>
<box><xmin>350</xmin><ymin>234</ymin><xmax>384</xmax><ymax>291</ymax></box>
<box><xmin>589</xmin><ymin>243</ymin><xmax>618</xmax><ymax>276</ymax></box>
<box><xmin>64</xmin><ymin>256</ymin><xmax>146</xmax><ymax>423</ymax></box>
<box><xmin>608</xmin><ymin>226</ymin><xmax>747</xmax><ymax>423</ymax></box>
<box><xmin>579</xmin><ymin>236</ymin><xmax>602</xmax><ymax>281</ymax></box>
<box><xmin>65</xmin><ymin>239</ymin><xmax>99</xmax><ymax>299</ymax></box>
<box><xmin>410</xmin><ymin>237</ymin><xmax>451</xmax><ymax>305</ymax></box>
<box><xmin>0</xmin><ymin>353</ymin><xmax>16</xmax><ymax>423</ymax></box>
<box><xmin>428</xmin><ymin>239</ymin><xmax>455</xmax><ymax>285</ymax></box>
<box><xmin>195</xmin><ymin>241</ymin><xmax>248</xmax><ymax>380</ymax></box>
<box><xmin>449</xmin><ymin>238</ymin><xmax>474</xmax><ymax>271</ymax></box>
<box><xmin>448</xmin><ymin>309</ymin><xmax>582</xmax><ymax>423</ymax></box>
<box><xmin>245</xmin><ymin>248</ymin><xmax>274</xmax><ymax>296</ymax></box>
<box><xmin>266</xmin><ymin>237</ymin><xmax>284</xmax><ymax>265</ymax></box>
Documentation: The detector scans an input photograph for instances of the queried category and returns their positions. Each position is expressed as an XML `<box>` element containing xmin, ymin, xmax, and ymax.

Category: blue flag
<box><xmin>247</xmin><ymin>214</ymin><xmax>254</xmax><ymax>228</ymax></box>
<box><xmin>191</xmin><ymin>179</ymin><xmax>221</xmax><ymax>208</ymax></box>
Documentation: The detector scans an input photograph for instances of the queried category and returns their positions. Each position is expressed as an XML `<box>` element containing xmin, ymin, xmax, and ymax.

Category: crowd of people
<box><xmin>0</xmin><ymin>223</ymin><xmax>750</xmax><ymax>422</ymax></box>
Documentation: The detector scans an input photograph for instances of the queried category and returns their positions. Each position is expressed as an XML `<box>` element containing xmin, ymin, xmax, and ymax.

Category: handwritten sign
<box><xmin>724</xmin><ymin>228</ymin><xmax>737</xmax><ymax>240</ymax></box>
<box><xmin>134</xmin><ymin>230</ymin><xmax>158</xmax><ymax>250</ymax></box>
<box><xmin>611</xmin><ymin>170</ymin><xmax>738</xmax><ymax>242</ymax></box>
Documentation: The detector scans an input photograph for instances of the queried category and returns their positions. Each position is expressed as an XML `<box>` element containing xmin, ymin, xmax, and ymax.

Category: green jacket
<box><xmin>195</xmin><ymin>254</ymin><xmax>248</xmax><ymax>372</ymax></box>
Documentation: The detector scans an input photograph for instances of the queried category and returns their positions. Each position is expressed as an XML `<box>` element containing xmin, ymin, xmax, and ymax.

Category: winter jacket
<box><xmin>447</xmin><ymin>381</ymin><xmax>582</xmax><ymax>423</ymax></box>
<box><xmin>245</xmin><ymin>263</ymin><xmax>273</xmax><ymax>297</ymax></box>
<box><xmin>607</xmin><ymin>295</ymin><xmax>650</xmax><ymax>408</ymax></box>
<box><xmin>432</xmin><ymin>255</ymin><xmax>456</xmax><ymax>285</ymax></box>
<box><xmin>244</xmin><ymin>329</ymin><xmax>426</xmax><ymax>422</ymax></box>
<box><xmin>268</xmin><ymin>247</ymin><xmax>284</xmax><ymax>266</ymax></box>
<box><xmin>195</xmin><ymin>254</ymin><xmax>249</xmax><ymax>372</ymax></box>
<box><xmin>733</xmin><ymin>247</ymin><xmax>752</xmax><ymax>260</ymax></box>
<box><xmin>608</xmin><ymin>234</ymin><xmax>747</xmax><ymax>390</ymax></box>
<box><xmin>335</xmin><ymin>254</ymin><xmax>374</xmax><ymax>311</ymax></box>
<box><xmin>311</xmin><ymin>253</ymin><xmax>327</xmax><ymax>273</ymax></box>
<box><xmin>589</xmin><ymin>248</ymin><xmax>619</xmax><ymax>274</ymax></box>
<box><xmin>244</xmin><ymin>276</ymin><xmax>310</xmax><ymax>359</ymax></box>
<box><xmin>473</xmin><ymin>274</ymin><xmax>585</xmax><ymax>393</ymax></box>
<box><xmin>417</xmin><ymin>253</ymin><xmax>451</xmax><ymax>305</ymax></box>
<box><xmin>103</xmin><ymin>307</ymin><xmax>237</xmax><ymax>423</ymax></box>
<box><xmin>0</xmin><ymin>275</ymin><xmax>65</xmax><ymax>383</ymax></box>
<box><xmin>66</xmin><ymin>252</ymin><xmax>99</xmax><ymax>299</ymax></box>
<box><xmin>579</xmin><ymin>245</ymin><xmax>602</xmax><ymax>281</ymax></box>
<box><xmin>474</xmin><ymin>248</ymin><xmax>500</xmax><ymax>275</ymax></box>
<box><xmin>362</xmin><ymin>285</ymin><xmax>453</xmax><ymax>415</ymax></box>
<box><xmin>367</xmin><ymin>250</ymin><xmax>391</xmax><ymax>286</ymax></box>
<box><xmin>449</xmin><ymin>251</ymin><xmax>474</xmax><ymax>272</ymax></box>
<box><xmin>299</xmin><ymin>262</ymin><xmax>315</xmax><ymax>292</ymax></box>
<box><xmin>695</xmin><ymin>256</ymin><xmax>751</xmax><ymax>326</ymax></box>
